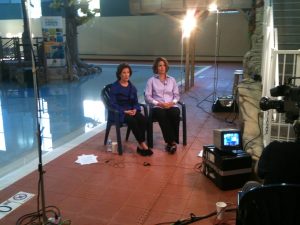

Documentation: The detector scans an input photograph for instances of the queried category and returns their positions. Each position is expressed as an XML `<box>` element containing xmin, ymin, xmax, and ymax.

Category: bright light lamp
<box><xmin>208</xmin><ymin>3</ymin><xmax>218</xmax><ymax>12</ymax></box>
<box><xmin>181</xmin><ymin>9</ymin><xmax>197</xmax><ymax>38</ymax></box>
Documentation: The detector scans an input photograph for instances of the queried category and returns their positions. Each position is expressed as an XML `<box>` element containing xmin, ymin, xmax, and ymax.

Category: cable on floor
<box><xmin>193</xmin><ymin>162</ymin><xmax>203</xmax><ymax>173</ymax></box>
<box><xmin>16</xmin><ymin>205</ymin><xmax>71</xmax><ymax>225</ymax></box>
<box><xmin>153</xmin><ymin>207</ymin><xmax>237</xmax><ymax>225</ymax></box>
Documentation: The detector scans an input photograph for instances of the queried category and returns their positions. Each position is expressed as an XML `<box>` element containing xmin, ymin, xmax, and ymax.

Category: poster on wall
<box><xmin>41</xmin><ymin>16</ymin><xmax>65</xmax><ymax>67</ymax></box>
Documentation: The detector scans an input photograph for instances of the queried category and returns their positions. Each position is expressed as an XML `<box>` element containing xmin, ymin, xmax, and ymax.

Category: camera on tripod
<box><xmin>259</xmin><ymin>77</ymin><xmax>300</xmax><ymax>123</ymax></box>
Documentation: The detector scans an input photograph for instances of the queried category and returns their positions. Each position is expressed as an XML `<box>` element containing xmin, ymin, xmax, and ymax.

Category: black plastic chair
<box><xmin>101</xmin><ymin>84</ymin><xmax>148</xmax><ymax>155</ymax></box>
<box><xmin>236</xmin><ymin>183</ymin><xmax>300</xmax><ymax>225</ymax></box>
<box><xmin>147</xmin><ymin>101</ymin><xmax>187</xmax><ymax>148</ymax></box>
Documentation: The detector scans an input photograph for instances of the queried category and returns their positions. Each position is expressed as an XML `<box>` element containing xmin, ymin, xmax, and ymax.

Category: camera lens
<box><xmin>259</xmin><ymin>97</ymin><xmax>284</xmax><ymax>112</ymax></box>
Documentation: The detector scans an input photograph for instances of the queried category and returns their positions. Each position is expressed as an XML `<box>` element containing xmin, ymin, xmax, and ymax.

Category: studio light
<box><xmin>208</xmin><ymin>3</ymin><xmax>218</xmax><ymax>12</ymax></box>
<box><xmin>180</xmin><ymin>9</ymin><xmax>198</xmax><ymax>91</ymax></box>
<box><xmin>181</xmin><ymin>9</ymin><xmax>197</xmax><ymax>39</ymax></box>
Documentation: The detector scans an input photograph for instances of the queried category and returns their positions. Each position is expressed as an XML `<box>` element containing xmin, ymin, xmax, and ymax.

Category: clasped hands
<box><xmin>124</xmin><ymin>102</ymin><xmax>174</xmax><ymax>115</ymax></box>
<box><xmin>157</xmin><ymin>102</ymin><xmax>175</xmax><ymax>109</ymax></box>
<box><xmin>124</xmin><ymin>109</ymin><xmax>137</xmax><ymax>116</ymax></box>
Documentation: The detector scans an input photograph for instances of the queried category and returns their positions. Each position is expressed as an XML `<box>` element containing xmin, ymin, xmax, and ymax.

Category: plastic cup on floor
<box><xmin>216</xmin><ymin>201</ymin><xmax>227</xmax><ymax>220</ymax></box>
<box><xmin>111</xmin><ymin>142</ymin><xmax>118</xmax><ymax>154</ymax></box>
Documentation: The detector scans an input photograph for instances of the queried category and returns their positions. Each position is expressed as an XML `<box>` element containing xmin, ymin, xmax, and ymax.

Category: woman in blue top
<box><xmin>145</xmin><ymin>57</ymin><xmax>181</xmax><ymax>154</ymax></box>
<box><xmin>109</xmin><ymin>63</ymin><xmax>152</xmax><ymax>156</ymax></box>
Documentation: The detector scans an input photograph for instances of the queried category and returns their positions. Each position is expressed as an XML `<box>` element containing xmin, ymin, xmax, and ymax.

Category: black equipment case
<box><xmin>211</xmin><ymin>96</ymin><xmax>238</xmax><ymax>113</ymax></box>
<box><xmin>202</xmin><ymin>145</ymin><xmax>252</xmax><ymax>190</ymax></box>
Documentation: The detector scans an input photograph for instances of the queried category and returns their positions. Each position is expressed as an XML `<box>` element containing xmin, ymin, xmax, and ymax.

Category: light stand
<box><xmin>197</xmin><ymin>9</ymin><xmax>220</xmax><ymax>106</ymax></box>
<box><xmin>17</xmin><ymin>1</ymin><xmax>69</xmax><ymax>222</ymax></box>
<box><xmin>33</xmin><ymin>54</ymin><xmax>48</xmax><ymax>224</ymax></box>
<box><xmin>21</xmin><ymin>0</ymin><xmax>47</xmax><ymax>222</ymax></box>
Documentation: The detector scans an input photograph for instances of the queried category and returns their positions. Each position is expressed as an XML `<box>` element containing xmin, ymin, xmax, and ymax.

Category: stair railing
<box><xmin>261</xmin><ymin>3</ymin><xmax>300</xmax><ymax>146</ymax></box>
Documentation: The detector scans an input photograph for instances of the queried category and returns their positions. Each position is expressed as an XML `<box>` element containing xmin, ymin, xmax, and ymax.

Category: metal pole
<box><xmin>213</xmin><ymin>10</ymin><xmax>220</xmax><ymax>102</ymax></box>
<box><xmin>184</xmin><ymin>37</ymin><xmax>190</xmax><ymax>92</ymax></box>
<box><xmin>190</xmin><ymin>30</ymin><xmax>196</xmax><ymax>88</ymax></box>
<box><xmin>23</xmin><ymin>0</ymin><xmax>47</xmax><ymax>223</ymax></box>
<box><xmin>196</xmin><ymin>9</ymin><xmax>220</xmax><ymax>107</ymax></box>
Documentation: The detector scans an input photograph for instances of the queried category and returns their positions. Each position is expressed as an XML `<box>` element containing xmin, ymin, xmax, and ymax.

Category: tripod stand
<box><xmin>16</xmin><ymin>2</ymin><xmax>67</xmax><ymax>224</ymax></box>
<box><xmin>197</xmin><ymin>9</ymin><xmax>220</xmax><ymax>106</ymax></box>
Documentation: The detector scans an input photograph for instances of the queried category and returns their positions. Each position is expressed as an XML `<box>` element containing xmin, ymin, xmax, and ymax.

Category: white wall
<box><xmin>78</xmin><ymin>12</ymin><xmax>250</xmax><ymax>61</ymax></box>
<box><xmin>0</xmin><ymin>12</ymin><xmax>250</xmax><ymax>62</ymax></box>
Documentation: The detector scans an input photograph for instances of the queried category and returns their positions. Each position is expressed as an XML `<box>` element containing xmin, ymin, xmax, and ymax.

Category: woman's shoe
<box><xmin>165</xmin><ymin>144</ymin><xmax>172</xmax><ymax>152</ymax></box>
<box><xmin>146</xmin><ymin>148</ymin><xmax>153</xmax><ymax>156</ymax></box>
<box><xmin>165</xmin><ymin>144</ymin><xmax>176</xmax><ymax>154</ymax></box>
<box><xmin>169</xmin><ymin>145</ymin><xmax>177</xmax><ymax>154</ymax></box>
<box><xmin>137</xmin><ymin>147</ymin><xmax>148</xmax><ymax>156</ymax></box>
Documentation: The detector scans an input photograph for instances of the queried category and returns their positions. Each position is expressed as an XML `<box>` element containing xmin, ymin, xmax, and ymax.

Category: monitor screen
<box><xmin>223</xmin><ymin>132</ymin><xmax>240</xmax><ymax>147</ymax></box>
<box><xmin>213</xmin><ymin>128</ymin><xmax>242</xmax><ymax>150</ymax></box>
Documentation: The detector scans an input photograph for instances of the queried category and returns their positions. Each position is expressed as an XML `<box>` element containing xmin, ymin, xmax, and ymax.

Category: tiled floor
<box><xmin>0</xmin><ymin>63</ymin><xmax>243</xmax><ymax>225</ymax></box>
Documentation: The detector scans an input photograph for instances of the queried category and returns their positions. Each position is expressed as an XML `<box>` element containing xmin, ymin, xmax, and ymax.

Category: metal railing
<box><xmin>261</xmin><ymin>3</ymin><xmax>300</xmax><ymax>146</ymax></box>
<box><xmin>0</xmin><ymin>37</ymin><xmax>44</xmax><ymax>66</ymax></box>
<box><xmin>0</xmin><ymin>37</ymin><xmax>21</xmax><ymax>62</ymax></box>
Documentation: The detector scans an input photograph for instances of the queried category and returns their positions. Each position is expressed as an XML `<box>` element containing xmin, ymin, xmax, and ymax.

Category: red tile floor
<box><xmin>0</xmin><ymin>63</ymin><xmax>244</xmax><ymax>225</ymax></box>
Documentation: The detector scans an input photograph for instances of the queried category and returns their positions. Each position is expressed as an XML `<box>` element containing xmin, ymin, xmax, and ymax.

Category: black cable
<box><xmin>153</xmin><ymin>205</ymin><xmax>237</xmax><ymax>225</ymax></box>
<box><xmin>172</xmin><ymin>211</ymin><xmax>217</xmax><ymax>225</ymax></box>
<box><xmin>193</xmin><ymin>162</ymin><xmax>202</xmax><ymax>173</ymax></box>
<box><xmin>172</xmin><ymin>208</ymin><xmax>237</xmax><ymax>225</ymax></box>
<box><xmin>16</xmin><ymin>206</ymin><xmax>61</xmax><ymax>225</ymax></box>
<box><xmin>243</xmin><ymin>112</ymin><xmax>263</xmax><ymax>151</ymax></box>
<box><xmin>182</xmin><ymin>68</ymin><xmax>240</xmax><ymax>125</ymax></box>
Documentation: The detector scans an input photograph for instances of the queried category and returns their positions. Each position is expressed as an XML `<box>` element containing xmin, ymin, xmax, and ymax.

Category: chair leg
<box><xmin>182</xmin><ymin>105</ymin><xmax>187</xmax><ymax>146</ymax></box>
<box><xmin>147</xmin><ymin>122</ymin><xmax>153</xmax><ymax>148</ymax></box>
<box><xmin>125</xmin><ymin>127</ymin><xmax>131</xmax><ymax>141</ymax></box>
<box><xmin>115</xmin><ymin>123</ymin><xmax>123</xmax><ymax>155</ymax></box>
<box><xmin>104</xmin><ymin>123</ymin><xmax>111</xmax><ymax>145</ymax></box>
<box><xmin>182</xmin><ymin>119</ymin><xmax>187</xmax><ymax>146</ymax></box>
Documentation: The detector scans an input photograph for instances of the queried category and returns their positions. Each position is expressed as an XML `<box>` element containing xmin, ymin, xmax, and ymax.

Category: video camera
<box><xmin>260</xmin><ymin>77</ymin><xmax>300</xmax><ymax>123</ymax></box>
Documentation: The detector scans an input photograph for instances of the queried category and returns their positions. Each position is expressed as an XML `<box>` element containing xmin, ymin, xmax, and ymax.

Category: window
<box><xmin>78</xmin><ymin>0</ymin><xmax>100</xmax><ymax>17</ymax></box>
<box><xmin>29</xmin><ymin>0</ymin><xmax>42</xmax><ymax>18</ymax></box>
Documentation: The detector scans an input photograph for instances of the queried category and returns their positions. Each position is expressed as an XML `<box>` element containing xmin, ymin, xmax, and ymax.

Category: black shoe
<box><xmin>169</xmin><ymin>145</ymin><xmax>177</xmax><ymax>154</ymax></box>
<box><xmin>165</xmin><ymin>144</ymin><xmax>172</xmax><ymax>152</ymax></box>
<box><xmin>166</xmin><ymin>144</ymin><xmax>176</xmax><ymax>154</ymax></box>
<box><xmin>137</xmin><ymin>147</ymin><xmax>148</xmax><ymax>156</ymax></box>
<box><xmin>145</xmin><ymin>148</ymin><xmax>153</xmax><ymax>156</ymax></box>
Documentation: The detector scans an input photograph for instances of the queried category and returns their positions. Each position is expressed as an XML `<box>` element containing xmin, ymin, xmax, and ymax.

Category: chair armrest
<box><xmin>146</xmin><ymin>101</ymin><xmax>185</xmax><ymax>112</ymax></box>
<box><xmin>107</xmin><ymin>103</ymin><xmax>148</xmax><ymax>123</ymax></box>
<box><xmin>177</xmin><ymin>101</ymin><xmax>186</xmax><ymax>119</ymax></box>
<box><xmin>106</xmin><ymin>104</ymin><xmax>119</xmax><ymax>115</ymax></box>
<box><xmin>104</xmin><ymin>104</ymin><xmax>121</xmax><ymax>124</ymax></box>
<box><xmin>139</xmin><ymin>103</ymin><xmax>148</xmax><ymax>118</ymax></box>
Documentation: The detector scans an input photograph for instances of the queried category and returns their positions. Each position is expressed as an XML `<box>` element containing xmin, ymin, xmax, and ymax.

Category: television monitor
<box><xmin>213</xmin><ymin>128</ymin><xmax>242</xmax><ymax>150</ymax></box>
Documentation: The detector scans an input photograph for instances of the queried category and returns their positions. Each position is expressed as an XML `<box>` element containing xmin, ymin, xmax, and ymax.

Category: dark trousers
<box><xmin>124</xmin><ymin>111</ymin><xmax>147</xmax><ymax>143</ymax></box>
<box><xmin>152</xmin><ymin>107</ymin><xmax>180</xmax><ymax>144</ymax></box>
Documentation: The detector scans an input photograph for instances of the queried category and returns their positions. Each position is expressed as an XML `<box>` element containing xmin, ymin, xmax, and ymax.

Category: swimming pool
<box><xmin>0</xmin><ymin>63</ymin><xmax>208</xmax><ymax>189</ymax></box>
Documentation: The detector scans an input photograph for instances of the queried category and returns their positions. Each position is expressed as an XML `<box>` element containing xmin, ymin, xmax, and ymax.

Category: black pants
<box><xmin>152</xmin><ymin>107</ymin><xmax>180</xmax><ymax>144</ymax></box>
<box><xmin>124</xmin><ymin>111</ymin><xmax>147</xmax><ymax>143</ymax></box>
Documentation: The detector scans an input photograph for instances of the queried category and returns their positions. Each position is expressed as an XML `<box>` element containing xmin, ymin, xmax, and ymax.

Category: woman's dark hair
<box><xmin>116</xmin><ymin>63</ymin><xmax>132</xmax><ymax>80</ymax></box>
<box><xmin>152</xmin><ymin>57</ymin><xmax>169</xmax><ymax>74</ymax></box>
